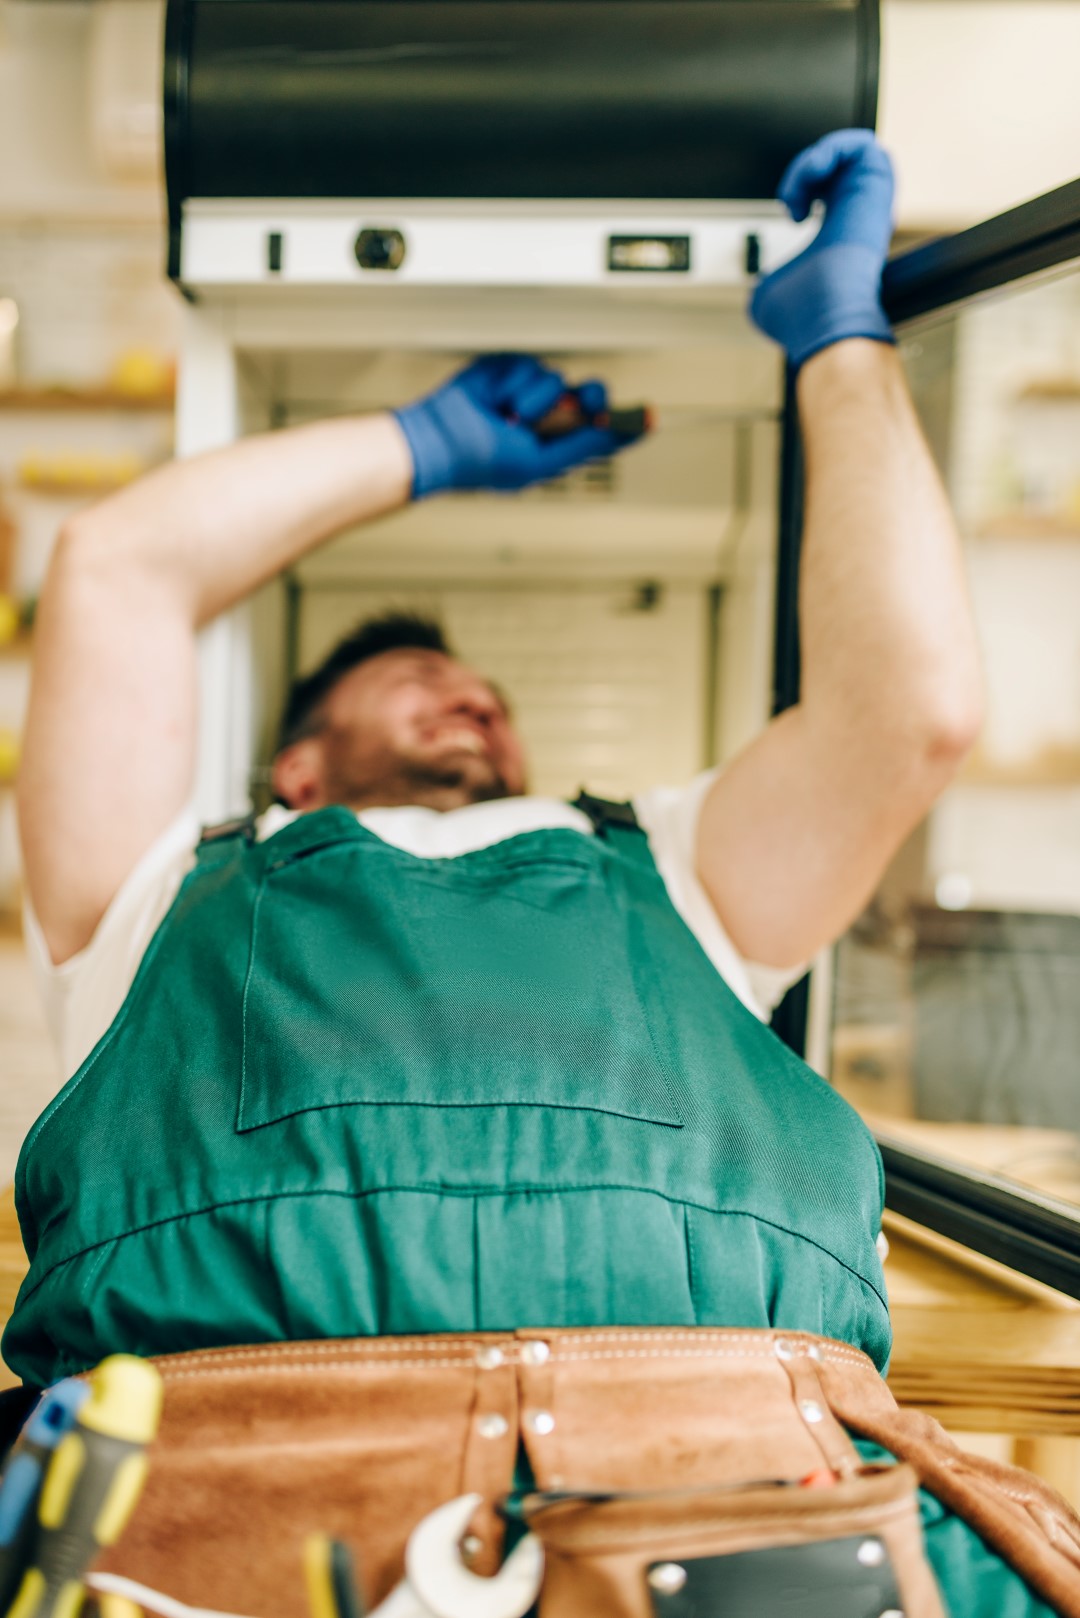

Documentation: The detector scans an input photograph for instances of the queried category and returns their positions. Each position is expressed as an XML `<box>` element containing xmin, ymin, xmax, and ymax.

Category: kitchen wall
<box><xmin>880</xmin><ymin>1</ymin><xmax>1080</xmax><ymax>230</ymax></box>
<box><xmin>923</xmin><ymin>270</ymin><xmax>1080</xmax><ymax>911</ymax></box>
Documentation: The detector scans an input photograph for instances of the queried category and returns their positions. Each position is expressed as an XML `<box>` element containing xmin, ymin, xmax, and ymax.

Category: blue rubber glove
<box><xmin>393</xmin><ymin>354</ymin><xmax>636</xmax><ymax>499</ymax></box>
<box><xmin>750</xmin><ymin>129</ymin><xmax>896</xmax><ymax>373</ymax></box>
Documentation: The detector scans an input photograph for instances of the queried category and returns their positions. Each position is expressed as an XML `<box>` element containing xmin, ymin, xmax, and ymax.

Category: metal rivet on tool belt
<box><xmin>773</xmin><ymin>1339</ymin><xmax>794</xmax><ymax>1360</ymax></box>
<box><xmin>857</xmin><ymin>1539</ymin><xmax>887</xmax><ymax>1567</ymax></box>
<box><xmin>648</xmin><ymin>1564</ymin><xmax>688</xmax><ymax>1594</ymax></box>
<box><xmin>477</xmin><ymin>1413</ymin><xmax>509</xmax><ymax>1440</ymax></box>
<box><xmin>521</xmin><ymin>1340</ymin><xmax>551</xmax><ymax>1366</ymax></box>
<box><xmin>799</xmin><ymin>1399</ymin><xmax>824</xmax><ymax>1424</ymax></box>
<box><xmin>461</xmin><ymin>1535</ymin><xmax>483</xmax><ymax>1561</ymax></box>
<box><xmin>526</xmin><ymin>1410</ymin><xmax>555</xmax><ymax>1435</ymax></box>
<box><xmin>476</xmin><ymin>1345</ymin><xmax>504</xmax><ymax>1369</ymax></box>
<box><xmin>807</xmin><ymin>1343</ymin><xmax>824</xmax><ymax>1362</ymax></box>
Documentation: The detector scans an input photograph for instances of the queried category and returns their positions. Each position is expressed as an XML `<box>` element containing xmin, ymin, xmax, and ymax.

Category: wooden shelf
<box><xmin>16</xmin><ymin>478</ymin><xmax>137</xmax><ymax>499</ymax></box>
<box><xmin>884</xmin><ymin>1211</ymin><xmax>1080</xmax><ymax>1437</ymax></box>
<box><xmin>958</xmin><ymin>742</ymin><xmax>1080</xmax><ymax>788</ymax></box>
<box><xmin>0</xmin><ymin>629</ymin><xmax>31</xmax><ymax>661</ymax></box>
<box><xmin>0</xmin><ymin>386</ymin><xmax>174</xmax><ymax>414</ymax></box>
<box><xmin>1015</xmin><ymin>379</ymin><xmax>1080</xmax><ymax>403</ymax></box>
<box><xmin>976</xmin><ymin>510</ymin><xmax>1080</xmax><ymax>542</ymax></box>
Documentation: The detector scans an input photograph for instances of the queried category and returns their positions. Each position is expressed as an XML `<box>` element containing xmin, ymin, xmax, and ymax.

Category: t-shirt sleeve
<box><xmin>23</xmin><ymin>802</ymin><xmax>201</xmax><ymax>1084</ymax></box>
<box><xmin>634</xmin><ymin>770</ymin><xmax>807</xmax><ymax>1021</ymax></box>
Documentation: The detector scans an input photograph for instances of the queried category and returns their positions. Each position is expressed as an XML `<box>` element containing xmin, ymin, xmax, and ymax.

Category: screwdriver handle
<box><xmin>0</xmin><ymin>1383</ymin><xmax>88</xmax><ymax>1614</ymax></box>
<box><xmin>533</xmin><ymin>392</ymin><xmax>651</xmax><ymax>442</ymax></box>
<box><xmin>5</xmin><ymin>1357</ymin><xmax>162</xmax><ymax>1618</ymax></box>
<box><xmin>305</xmin><ymin>1534</ymin><xmax>366</xmax><ymax>1618</ymax></box>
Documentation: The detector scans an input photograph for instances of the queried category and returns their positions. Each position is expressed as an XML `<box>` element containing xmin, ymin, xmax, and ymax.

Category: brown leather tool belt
<box><xmin>98</xmin><ymin>1327</ymin><xmax>1080</xmax><ymax>1618</ymax></box>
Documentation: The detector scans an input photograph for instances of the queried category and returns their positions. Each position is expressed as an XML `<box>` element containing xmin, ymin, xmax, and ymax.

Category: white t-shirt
<box><xmin>26</xmin><ymin>771</ymin><xmax>804</xmax><ymax>1086</ymax></box>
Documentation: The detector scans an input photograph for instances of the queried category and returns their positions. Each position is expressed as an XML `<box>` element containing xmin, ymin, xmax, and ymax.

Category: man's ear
<box><xmin>271</xmin><ymin>738</ymin><xmax>326</xmax><ymax>811</ymax></box>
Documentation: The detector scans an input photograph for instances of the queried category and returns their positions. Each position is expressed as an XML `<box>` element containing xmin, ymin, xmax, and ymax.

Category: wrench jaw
<box><xmin>370</xmin><ymin>1493</ymin><xmax>544</xmax><ymax>1618</ymax></box>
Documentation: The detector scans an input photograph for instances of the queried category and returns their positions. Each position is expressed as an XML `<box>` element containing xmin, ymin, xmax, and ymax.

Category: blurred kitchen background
<box><xmin>0</xmin><ymin>0</ymin><xmax>1079</xmax><ymax>1200</ymax></box>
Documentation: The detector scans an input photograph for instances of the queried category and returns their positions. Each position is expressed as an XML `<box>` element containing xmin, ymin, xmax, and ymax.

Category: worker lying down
<box><xmin>7</xmin><ymin>131</ymin><xmax>1080</xmax><ymax>1617</ymax></box>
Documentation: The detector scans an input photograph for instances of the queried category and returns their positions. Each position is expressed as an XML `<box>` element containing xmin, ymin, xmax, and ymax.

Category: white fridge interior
<box><xmin>183</xmin><ymin>284</ymin><xmax>789</xmax><ymax>817</ymax></box>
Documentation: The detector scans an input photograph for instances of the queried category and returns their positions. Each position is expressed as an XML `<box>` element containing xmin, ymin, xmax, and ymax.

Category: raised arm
<box><xmin>19</xmin><ymin>357</ymin><xmax>627</xmax><ymax>964</ymax></box>
<box><xmin>696</xmin><ymin>132</ymin><xmax>983</xmax><ymax>970</ymax></box>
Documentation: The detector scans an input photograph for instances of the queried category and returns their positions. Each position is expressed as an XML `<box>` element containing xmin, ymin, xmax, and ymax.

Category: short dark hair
<box><xmin>276</xmin><ymin>611</ymin><xmax>454</xmax><ymax>755</ymax></box>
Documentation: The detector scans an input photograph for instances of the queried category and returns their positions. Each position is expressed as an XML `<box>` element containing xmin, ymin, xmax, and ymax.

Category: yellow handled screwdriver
<box><xmin>0</xmin><ymin>1381</ymin><xmax>90</xmax><ymax>1614</ymax></box>
<box><xmin>305</xmin><ymin>1534</ymin><xmax>365</xmax><ymax>1618</ymax></box>
<box><xmin>4</xmin><ymin>1356</ymin><xmax>162</xmax><ymax>1618</ymax></box>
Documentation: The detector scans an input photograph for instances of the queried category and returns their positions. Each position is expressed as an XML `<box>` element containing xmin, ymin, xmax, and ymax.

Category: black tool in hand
<box><xmin>533</xmin><ymin>392</ymin><xmax>653</xmax><ymax>442</ymax></box>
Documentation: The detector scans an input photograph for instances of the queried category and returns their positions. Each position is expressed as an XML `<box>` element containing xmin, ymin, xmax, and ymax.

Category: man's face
<box><xmin>276</xmin><ymin>648</ymin><xmax>528</xmax><ymax>813</ymax></box>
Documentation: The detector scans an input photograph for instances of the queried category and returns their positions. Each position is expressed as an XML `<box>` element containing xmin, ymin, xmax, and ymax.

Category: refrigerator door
<box><xmin>773</xmin><ymin>177</ymin><xmax>1080</xmax><ymax>1293</ymax></box>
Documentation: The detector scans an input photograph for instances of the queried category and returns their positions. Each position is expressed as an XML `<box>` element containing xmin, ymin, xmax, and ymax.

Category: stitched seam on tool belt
<box><xmin>152</xmin><ymin>1340</ymin><xmax>492</xmax><ymax>1371</ymax></box>
<box><xmin>536</xmin><ymin>1329</ymin><xmax>867</xmax><ymax>1352</ymax></box>
<box><xmin>158</xmin><ymin>1359</ymin><xmax>505</xmax><ymax>1379</ymax></box>
<box><xmin>158</xmin><ymin>1353</ymin><xmax>842</xmax><ymax>1380</ymax></box>
<box><xmin>544</xmin><ymin>1347</ymin><xmax>867</xmax><ymax>1365</ymax></box>
<box><xmin>152</xmin><ymin>1342</ymin><xmax>872</xmax><ymax>1379</ymax></box>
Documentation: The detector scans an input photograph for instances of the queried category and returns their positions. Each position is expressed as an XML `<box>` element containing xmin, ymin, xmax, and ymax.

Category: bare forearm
<box><xmin>797</xmin><ymin>341</ymin><xmax>982</xmax><ymax>753</ymax></box>
<box><xmin>65</xmin><ymin>411</ymin><xmax>413</xmax><ymax>626</ymax></box>
<box><xmin>20</xmin><ymin>411</ymin><xmax>412</xmax><ymax>963</ymax></box>
<box><xmin>693</xmin><ymin>341</ymin><xmax>984</xmax><ymax>968</ymax></box>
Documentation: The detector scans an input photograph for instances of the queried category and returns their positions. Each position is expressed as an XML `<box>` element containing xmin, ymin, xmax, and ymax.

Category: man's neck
<box><xmin>318</xmin><ymin>782</ymin><xmax>521</xmax><ymax>816</ymax></box>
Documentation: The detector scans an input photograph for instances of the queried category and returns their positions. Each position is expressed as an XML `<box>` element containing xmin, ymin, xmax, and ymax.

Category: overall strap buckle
<box><xmin>198</xmin><ymin>811</ymin><xmax>257</xmax><ymax>847</ymax></box>
<box><xmin>572</xmin><ymin>790</ymin><xmax>641</xmax><ymax>837</ymax></box>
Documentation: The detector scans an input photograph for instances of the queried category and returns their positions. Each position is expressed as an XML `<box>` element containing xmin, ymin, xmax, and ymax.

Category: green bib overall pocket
<box><xmin>237</xmin><ymin>833</ymin><xmax>683</xmax><ymax>1132</ymax></box>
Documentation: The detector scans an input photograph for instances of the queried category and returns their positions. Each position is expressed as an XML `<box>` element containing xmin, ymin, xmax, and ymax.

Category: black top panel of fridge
<box><xmin>165</xmin><ymin>0</ymin><xmax>879</xmax><ymax>212</ymax></box>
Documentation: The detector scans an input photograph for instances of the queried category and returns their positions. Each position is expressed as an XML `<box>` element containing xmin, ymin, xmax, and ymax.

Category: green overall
<box><xmin>3</xmin><ymin>801</ymin><xmax>1052</xmax><ymax>1615</ymax></box>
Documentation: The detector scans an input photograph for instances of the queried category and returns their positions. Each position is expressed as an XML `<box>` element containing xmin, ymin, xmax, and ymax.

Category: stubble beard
<box><xmin>323</xmin><ymin>749</ymin><xmax>517</xmax><ymax>814</ymax></box>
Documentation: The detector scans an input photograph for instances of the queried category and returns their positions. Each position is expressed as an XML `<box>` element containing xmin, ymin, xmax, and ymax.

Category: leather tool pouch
<box><xmin>523</xmin><ymin>1462</ymin><xmax>945</xmax><ymax>1618</ymax></box>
